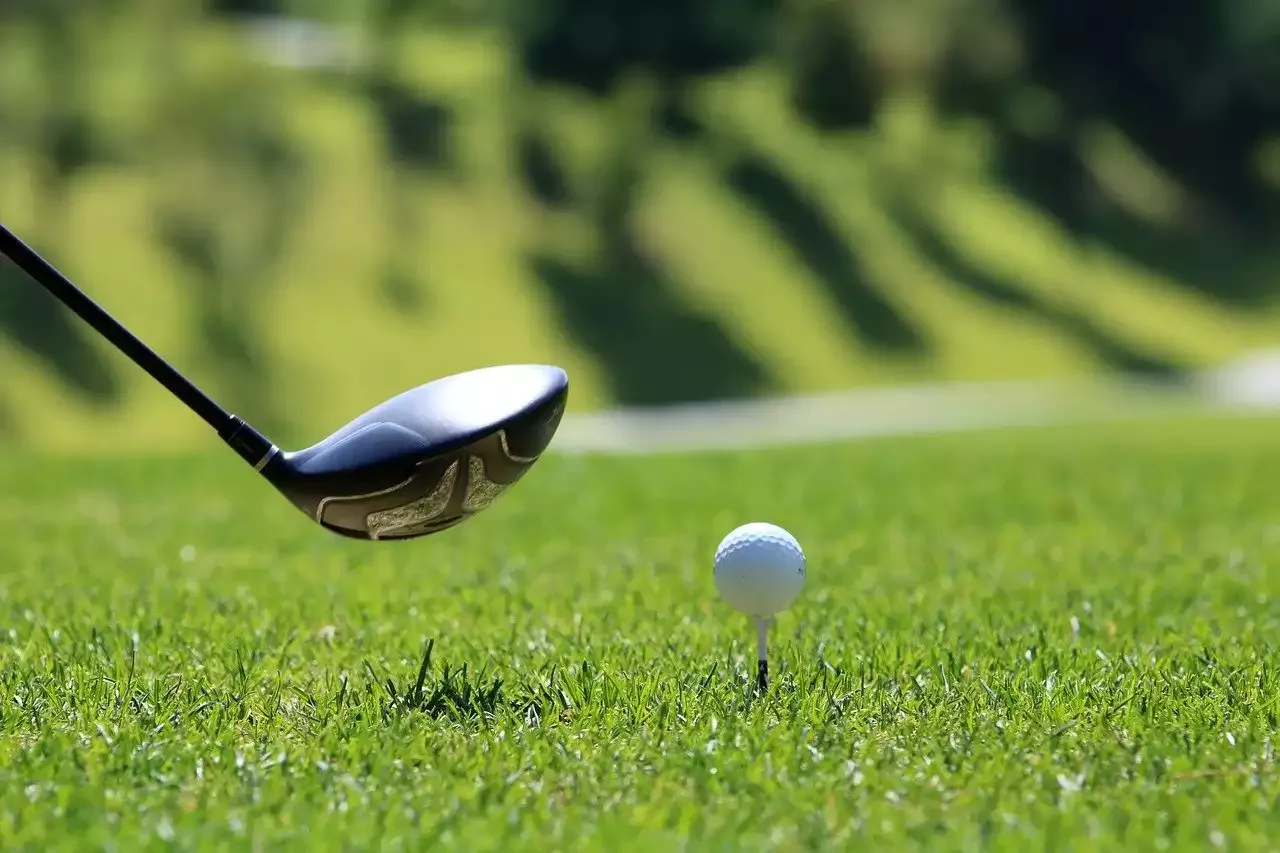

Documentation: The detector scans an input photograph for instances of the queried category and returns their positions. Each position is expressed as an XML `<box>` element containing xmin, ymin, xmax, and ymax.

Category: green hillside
<box><xmin>2</xmin><ymin>28</ymin><xmax>1278</xmax><ymax>453</ymax></box>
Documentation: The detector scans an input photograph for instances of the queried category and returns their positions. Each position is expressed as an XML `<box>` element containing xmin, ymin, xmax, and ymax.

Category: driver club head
<box><xmin>257</xmin><ymin>364</ymin><xmax>568</xmax><ymax>540</ymax></box>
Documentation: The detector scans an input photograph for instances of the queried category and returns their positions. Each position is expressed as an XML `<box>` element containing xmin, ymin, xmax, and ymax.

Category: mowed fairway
<box><xmin>1</xmin><ymin>416</ymin><xmax>1279</xmax><ymax>850</ymax></box>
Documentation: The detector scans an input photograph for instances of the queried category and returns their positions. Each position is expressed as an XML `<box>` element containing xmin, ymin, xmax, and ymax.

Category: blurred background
<box><xmin>1</xmin><ymin>0</ymin><xmax>1279</xmax><ymax>453</ymax></box>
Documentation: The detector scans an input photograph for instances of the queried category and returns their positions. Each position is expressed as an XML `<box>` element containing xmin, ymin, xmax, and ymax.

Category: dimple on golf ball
<box><xmin>713</xmin><ymin>522</ymin><xmax>806</xmax><ymax>618</ymax></box>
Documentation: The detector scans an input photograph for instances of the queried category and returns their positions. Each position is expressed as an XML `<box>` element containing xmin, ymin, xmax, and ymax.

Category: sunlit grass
<box><xmin>0</xmin><ymin>416</ymin><xmax>1278</xmax><ymax>849</ymax></box>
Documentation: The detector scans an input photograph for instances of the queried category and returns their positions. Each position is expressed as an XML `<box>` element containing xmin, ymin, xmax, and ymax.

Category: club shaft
<box><xmin>0</xmin><ymin>223</ymin><xmax>235</xmax><ymax>434</ymax></box>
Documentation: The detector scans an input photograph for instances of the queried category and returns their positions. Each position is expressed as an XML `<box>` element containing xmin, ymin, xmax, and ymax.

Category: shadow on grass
<box><xmin>885</xmin><ymin>197</ymin><xmax>1187</xmax><ymax>380</ymax></box>
<box><xmin>366</xmin><ymin>76</ymin><xmax>456</xmax><ymax>176</ymax></box>
<box><xmin>156</xmin><ymin>209</ymin><xmax>293</xmax><ymax>439</ymax></box>
<box><xmin>990</xmin><ymin>136</ymin><xmax>1278</xmax><ymax>309</ymax></box>
<box><xmin>722</xmin><ymin>152</ymin><xmax>929</xmax><ymax>356</ymax></box>
<box><xmin>530</xmin><ymin>244</ymin><xmax>775</xmax><ymax>405</ymax></box>
<box><xmin>148</xmin><ymin>61</ymin><xmax>314</xmax><ymax>440</ymax></box>
<box><xmin>0</xmin><ymin>251</ymin><xmax>121</xmax><ymax>404</ymax></box>
<box><xmin>374</xmin><ymin>642</ymin><xmax>779</xmax><ymax>730</ymax></box>
<box><xmin>515</xmin><ymin>121</ymin><xmax>575</xmax><ymax>211</ymax></box>
<box><xmin>528</xmin><ymin>135</ymin><xmax>775</xmax><ymax>406</ymax></box>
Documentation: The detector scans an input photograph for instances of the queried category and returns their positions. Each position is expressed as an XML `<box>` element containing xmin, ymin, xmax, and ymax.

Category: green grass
<box><xmin>2</xmin><ymin>416</ymin><xmax>1280</xmax><ymax>849</ymax></box>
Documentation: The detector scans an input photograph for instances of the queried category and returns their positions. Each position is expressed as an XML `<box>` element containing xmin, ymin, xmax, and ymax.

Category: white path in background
<box><xmin>549</xmin><ymin>349</ymin><xmax>1280</xmax><ymax>455</ymax></box>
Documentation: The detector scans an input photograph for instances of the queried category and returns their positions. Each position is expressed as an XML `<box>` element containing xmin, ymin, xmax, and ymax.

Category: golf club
<box><xmin>0</xmin><ymin>223</ymin><xmax>569</xmax><ymax>541</ymax></box>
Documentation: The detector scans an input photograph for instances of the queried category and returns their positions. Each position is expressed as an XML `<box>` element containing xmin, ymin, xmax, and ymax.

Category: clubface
<box><xmin>1</xmin><ymin>223</ymin><xmax>570</xmax><ymax>543</ymax></box>
<box><xmin>259</xmin><ymin>364</ymin><xmax>568</xmax><ymax>540</ymax></box>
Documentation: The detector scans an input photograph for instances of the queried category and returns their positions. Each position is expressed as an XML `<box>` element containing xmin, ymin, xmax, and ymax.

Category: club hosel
<box><xmin>221</xmin><ymin>416</ymin><xmax>279</xmax><ymax>473</ymax></box>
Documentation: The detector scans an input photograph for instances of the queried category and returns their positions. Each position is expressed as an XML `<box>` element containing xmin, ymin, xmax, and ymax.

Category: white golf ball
<box><xmin>713</xmin><ymin>522</ymin><xmax>806</xmax><ymax>618</ymax></box>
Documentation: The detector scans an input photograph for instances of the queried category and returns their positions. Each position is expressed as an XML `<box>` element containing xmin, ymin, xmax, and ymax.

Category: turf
<box><xmin>2</xmin><ymin>416</ymin><xmax>1280</xmax><ymax>850</ymax></box>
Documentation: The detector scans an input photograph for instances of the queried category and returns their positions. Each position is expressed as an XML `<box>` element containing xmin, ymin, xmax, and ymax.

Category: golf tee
<box><xmin>754</xmin><ymin>616</ymin><xmax>771</xmax><ymax>691</ymax></box>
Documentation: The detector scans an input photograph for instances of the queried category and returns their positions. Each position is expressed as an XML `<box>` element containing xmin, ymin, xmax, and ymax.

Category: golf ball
<box><xmin>713</xmin><ymin>522</ymin><xmax>806</xmax><ymax>618</ymax></box>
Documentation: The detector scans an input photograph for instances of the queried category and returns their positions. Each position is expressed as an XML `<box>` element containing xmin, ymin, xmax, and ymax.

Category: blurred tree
<box><xmin>1012</xmin><ymin>0</ymin><xmax>1279</xmax><ymax>221</ymax></box>
<box><xmin>514</xmin><ymin>123</ymin><xmax>574</xmax><ymax>210</ymax></box>
<box><xmin>0</xmin><ymin>251</ymin><xmax>124</xmax><ymax>406</ymax></box>
<box><xmin>932</xmin><ymin>0</ymin><xmax>1280</xmax><ymax>303</ymax></box>
<box><xmin>514</xmin><ymin>0</ymin><xmax>777</xmax><ymax>97</ymax></box>
<box><xmin>207</xmin><ymin>0</ymin><xmax>287</xmax><ymax>14</ymax></box>
<box><xmin>785</xmin><ymin>0</ymin><xmax>879</xmax><ymax>132</ymax></box>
